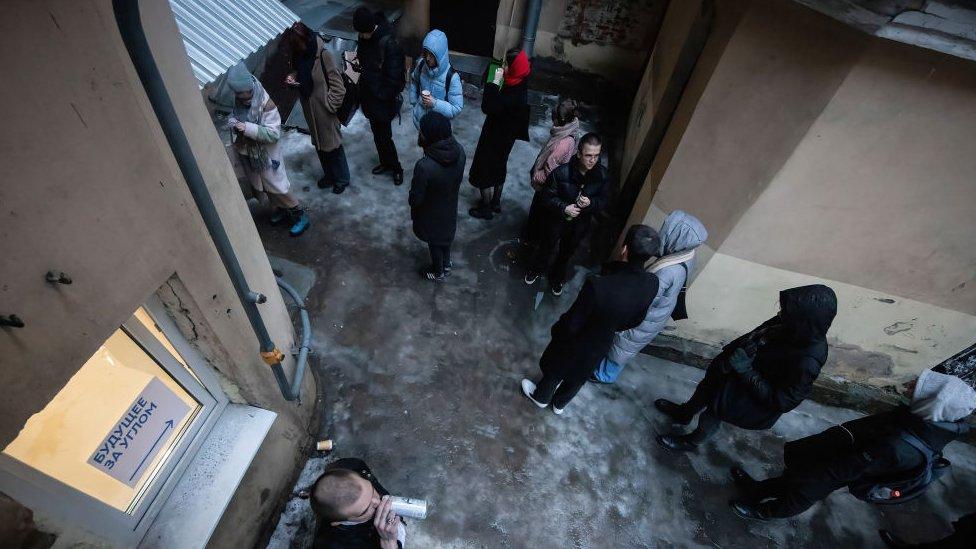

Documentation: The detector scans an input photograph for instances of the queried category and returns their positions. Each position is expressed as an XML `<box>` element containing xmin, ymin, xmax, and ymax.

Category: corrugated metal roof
<box><xmin>169</xmin><ymin>0</ymin><xmax>300</xmax><ymax>86</ymax></box>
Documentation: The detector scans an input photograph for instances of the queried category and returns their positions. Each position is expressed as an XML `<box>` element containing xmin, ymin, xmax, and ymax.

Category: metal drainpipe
<box><xmin>112</xmin><ymin>0</ymin><xmax>306</xmax><ymax>401</ymax></box>
<box><xmin>521</xmin><ymin>0</ymin><xmax>543</xmax><ymax>57</ymax></box>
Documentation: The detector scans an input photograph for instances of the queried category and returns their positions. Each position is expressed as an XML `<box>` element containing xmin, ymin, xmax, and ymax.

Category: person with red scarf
<box><xmin>467</xmin><ymin>48</ymin><xmax>531</xmax><ymax>220</ymax></box>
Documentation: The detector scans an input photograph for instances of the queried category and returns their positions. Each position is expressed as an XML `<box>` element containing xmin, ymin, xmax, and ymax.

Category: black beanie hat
<box><xmin>353</xmin><ymin>8</ymin><xmax>376</xmax><ymax>33</ymax></box>
<box><xmin>419</xmin><ymin>111</ymin><xmax>452</xmax><ymax>144</ymax></box>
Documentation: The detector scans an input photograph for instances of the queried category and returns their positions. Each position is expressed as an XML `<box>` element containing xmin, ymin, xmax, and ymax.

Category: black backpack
<box><xmin>320</xmin><ymin>51</ymin><xmax>359</xmax><ymax>126</ymax></box>
<box><xmin>413</xmin><ymin>58</ymin><xmax>457</xmax><ymax>102</ymax></box>
<box><xmin>848</xmin><ymin>431</ymin><xmax>951</xmax><ymax>504</ymax></box>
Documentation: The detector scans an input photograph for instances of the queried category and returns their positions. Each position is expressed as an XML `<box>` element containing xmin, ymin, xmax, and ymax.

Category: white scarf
<box><xmin>646</xmin><ymin>249</ymin><xmax>695</xmax><ymax>273</ymax></box>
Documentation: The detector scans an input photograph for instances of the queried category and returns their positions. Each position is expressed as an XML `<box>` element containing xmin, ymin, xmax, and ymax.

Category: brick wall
<box><xmin>558</xmin><ymin>0</ymin><xmax>667</xmax><ymax>50</ymax></box>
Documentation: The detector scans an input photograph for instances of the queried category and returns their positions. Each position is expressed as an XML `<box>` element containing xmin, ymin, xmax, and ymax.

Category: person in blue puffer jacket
<box><xmin>409</xmin><ymin>29</ymin><xmax>463</xmax><ymax>128</ymax></box>
<box><xmin>592</xmin><ymin>210</ymin><xmax>708</xmax><ymax>383</ymax></box>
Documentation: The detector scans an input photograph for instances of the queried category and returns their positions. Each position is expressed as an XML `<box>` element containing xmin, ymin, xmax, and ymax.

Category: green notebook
<box><xmin>487</xmin><ymin>60</ymin><xmax>504</xmax><ymax>89</ymax></box>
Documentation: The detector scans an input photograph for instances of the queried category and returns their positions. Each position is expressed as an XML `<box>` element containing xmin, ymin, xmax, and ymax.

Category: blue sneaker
<box><xmin>289</xmin><ymin>213</ymin><xmax>310</xmax><ymax>237</ymax></box>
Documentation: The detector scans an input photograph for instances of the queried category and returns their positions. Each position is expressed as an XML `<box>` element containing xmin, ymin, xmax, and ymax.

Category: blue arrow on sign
<box><xmin>128</xmin><ymin>419</ymin><xmax>175</xmax><ymax>483</ymax></box>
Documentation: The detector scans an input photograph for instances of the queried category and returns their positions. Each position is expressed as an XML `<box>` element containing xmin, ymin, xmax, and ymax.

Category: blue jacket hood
<box><xmin>659</xmin><ymin>210</ymin><xmax>708</xmax><ymax>256</ymax></box>
<box><xmin>422</xmin><ymin>29</ymin><xmax>450</xmax><ymax>77</ymax></box>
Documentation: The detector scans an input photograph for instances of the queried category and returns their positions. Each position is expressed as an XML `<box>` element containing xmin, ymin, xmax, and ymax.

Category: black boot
<box><xmin>469</xmin><ymin>205</ymin><xmax>493</xmax><ymax>220</ymax></box>
<box><xmin>730</xmin><ymin>500</ymin><xmax>774</xmax><ymax>522</ymax></box>
<box><xmin>654</xmin><ymin>399</ymin><xmax>693</xmax><ymax>425</ymax></box>
<box><xmin>392</xmin><ymin>169</ymin><xmax>404</xmax><ymax>186</ymax></box>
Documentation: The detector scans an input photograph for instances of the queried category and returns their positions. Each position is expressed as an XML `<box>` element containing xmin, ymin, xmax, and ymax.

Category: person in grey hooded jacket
<box><xmin>592</xmin><ymin>211</ymin><xmax>708</xmax><ymax>383</ymax></box>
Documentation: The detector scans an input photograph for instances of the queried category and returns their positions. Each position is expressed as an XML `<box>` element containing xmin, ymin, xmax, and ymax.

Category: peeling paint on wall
<box><xmin>558</xmin><ymin>0</ymin><xmax>665</xmax><ymax>50</ymax></box>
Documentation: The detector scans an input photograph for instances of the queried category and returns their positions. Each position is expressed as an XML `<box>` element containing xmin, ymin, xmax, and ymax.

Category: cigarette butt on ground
<box><xmin>316</xmin><ymin>439</ymin><xmax>334</xmax><ymax>452</ymax></box>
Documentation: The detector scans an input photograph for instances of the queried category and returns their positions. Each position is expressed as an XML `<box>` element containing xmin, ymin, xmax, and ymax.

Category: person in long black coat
<box><xmin>467</xmin><ymin>48</ymin><xmax>531</xmax><ymax>220</ymax></box>
<box><xmin>729</xmin><ymin>369</ymin><xmax>975</xmax><ymax>521</ymax></box>
<box><xmin>520</xmin><ymin>225</ymin><xmax>661</xmax><ymax>413</ymax></box>
<box><xmin>353</xmin><ymin>8</ymin><xmax>407</xmax><ymax>185</ymax></box>
<box><xmin>409</xmin><ymin>112</ymin><xmax>465</xmax><ymax>281</ymax></box>
<box><xmin>655</xmin><ymin>284</ymin><xmax>838</xmax><ymax>451</ymax></box>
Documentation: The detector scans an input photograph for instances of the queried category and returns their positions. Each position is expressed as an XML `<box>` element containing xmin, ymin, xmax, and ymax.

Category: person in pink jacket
<box><xmin>521</xmin><ymin>99</ymin><xmax>579</xmax><ymax>245</ymax></box>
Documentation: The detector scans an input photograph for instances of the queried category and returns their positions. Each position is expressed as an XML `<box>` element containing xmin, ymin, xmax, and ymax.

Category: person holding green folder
<box><xmin>468</xmin><ymin>48</ymin><xmax>531</xmax><ymax>219</ymax></box>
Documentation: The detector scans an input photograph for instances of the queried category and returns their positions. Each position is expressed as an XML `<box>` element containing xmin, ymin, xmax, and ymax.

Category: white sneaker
<box><xmin>552</xmin><ymin>406</ymin><xmax>565</xmax><ymax>415</ymax></box>
<box><xmin>520</xmin><ymin>379</ymin><xmax>546</xmax><ymax>408</ymax></box>
<box><xmin>524</xmin><ymin>273</ymin><xmax>539</xmax><ymax>285</ymax></box>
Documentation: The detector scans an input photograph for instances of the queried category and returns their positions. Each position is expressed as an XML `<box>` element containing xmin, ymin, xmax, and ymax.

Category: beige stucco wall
<box><xmin>0</xmin><ymin>0</ymin><xmax>314</xmax><ymax>546</ymax></box>
<box><xmin>625</xmin><ymin>0</ymin><xmax>976</xmax><ymax>393</ymax></box>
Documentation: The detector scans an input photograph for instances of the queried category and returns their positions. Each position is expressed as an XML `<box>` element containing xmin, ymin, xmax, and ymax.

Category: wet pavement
<box><xmin>259</xmin><ymin>95</ymin><xmax>976</xmax><ymax>548</ymax></box>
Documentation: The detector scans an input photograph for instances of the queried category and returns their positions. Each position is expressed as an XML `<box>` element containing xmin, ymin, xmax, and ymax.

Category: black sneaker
<box><xmin>469</xmin><ymin>206</ymin><xmax>493</xmax><ymax>220</ymax></box>
<box><xmin>654</xmin><ymin>399</ymin><xmax>693</xmax><ymax>425</ymax></box>
<box><xmin>551</xmin><ymin>284</ymin><xmax>563</xmax><ymax>296</ymax></box>
<box><xmin>332</xmin><ymin>184</ymin><xmax>347</xmax><ymax>195</ymax></box>
<box><xmin>371</xmin><ymin>164</ymin><xmax>390</xmax><ymax>175</ymax></box>
<box><xmin>393</xmin><ymin>170</ymin><xmax>404</xmax><ymax>186</ymax></box>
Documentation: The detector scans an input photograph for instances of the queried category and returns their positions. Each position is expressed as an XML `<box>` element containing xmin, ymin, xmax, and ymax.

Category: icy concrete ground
<box><xmin>259</xmin><ymin>99</ymin><xmax>975</xmax><ymax>548</ymax></box>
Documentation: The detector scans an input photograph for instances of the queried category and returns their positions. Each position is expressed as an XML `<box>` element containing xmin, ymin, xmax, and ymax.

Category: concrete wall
<box><xmin>0</xmin><ymin>0</ymin><xmax>314</xmax><ymax>546</ymax></box>
<box><xmin>493</xmin><ymin>0</ymin><xmax>668</xmax><ymax>81</ymax></box>
<box><xmin>623</xmin><ymin>0</ymin><xmax>976</xmax><ymax>395</ymax></box>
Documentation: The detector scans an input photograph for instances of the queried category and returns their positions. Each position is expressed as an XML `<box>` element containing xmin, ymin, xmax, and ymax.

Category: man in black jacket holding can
<box><xmin>311</xmin><ymin>458</ymin><xmax>405</xmax><ymax>549</ymax></box>
<box><xmin>524</xmin><ymin>132</ymin><xmax>610</xmax><ymax>296</ymax></box>
<box><xmin>353</xmin><ymin>8</ymin><xmax>406</xmax><ymax>186</ymax></box>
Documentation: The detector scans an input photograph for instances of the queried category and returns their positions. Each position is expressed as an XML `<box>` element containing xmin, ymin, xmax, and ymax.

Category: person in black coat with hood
<box><xmin>468</xmin><ymin>48</ymin><xmax>531</xmax><ymax>220</ymax></box>
<box><xmin>353</xmin><ymin>8</ymin><xmax>407</xmax><ymax>185</ymax></box>
<box><xmin>521</xmin><ymin>225</ymin><xmax>660</xmax><ymax>414</ymax></box>
<box><xmin>409</xmin><ymin>112</ymin><xmax>465</xmax><ymax>281</ymax></box>
<box><xmin>729</xmin><ymin>369</ymin><xmax>976</xmax><ymax>521</ymax></box>
<box><xmin>655</xmin><ymin>284</ymin><xmax>838</xmax><ymax>452</ymax></box>
<box><xmin>311</xmin><ymin>458</ymin><xmax>405</xmax><ymax>549</ymax></box>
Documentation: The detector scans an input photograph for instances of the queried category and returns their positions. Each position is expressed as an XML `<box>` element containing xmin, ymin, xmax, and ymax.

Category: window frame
<box><xmin>0</xmin><ymin>295</ymin><xmax>228</xmax><ymax>544</ymax></box>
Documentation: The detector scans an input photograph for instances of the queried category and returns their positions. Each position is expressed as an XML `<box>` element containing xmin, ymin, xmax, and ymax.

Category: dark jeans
<box><xmin>520</xmin><ymin>192</ymin><xmax>545</xmax><ymax>243</ymax></box>
<box><xmin>675</xmin><ymin>361</ymin><xmax>727</xmax><ymax>443</ymax></box>
<box><xmin>532</xmin><ymin>372</ymin><xmax>587</xmax><ymax>409</ymax></box>
<box><xmin>368</xmin><ymin>116</ymin><xmax>401</xmax><ymax>172</ymax></box>
<box><xmin>428</xmin><ymin>242</ymin><xmax>452</xmax><ymax>275</ymax></box>
<box><xmin>530</xmin><ymin>221</ymin><xmax>589</xmax><ymax>286</ymax></box>
<box><xmin>317</xmin><ymin>146</ymin><xmax>350</xmax><ymax>188</ymax></box>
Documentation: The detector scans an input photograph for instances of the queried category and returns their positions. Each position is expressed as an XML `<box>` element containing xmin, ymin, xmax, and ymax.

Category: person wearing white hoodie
<box><xmin>729</xmin><ymin>369</ymin><xmax>976</xmax><ymax>520</ymax></box>
<box><xmin>592</xmin><ymin>210</ymin><xmax>708</xmax><ymax>383</ymax></box>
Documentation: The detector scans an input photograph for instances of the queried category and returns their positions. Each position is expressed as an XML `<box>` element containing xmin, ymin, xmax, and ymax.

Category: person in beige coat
<box><xmin>287</xmin><ymin>23</ymin><xmax>350</xmax><ymax>194</ymax></box>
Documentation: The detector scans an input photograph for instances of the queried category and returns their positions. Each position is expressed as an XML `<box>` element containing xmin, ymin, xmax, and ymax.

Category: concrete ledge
<box><xmin>142</xmin><ymin>405</ymin><xmax>277</xmax><ymax>548</ymax></box>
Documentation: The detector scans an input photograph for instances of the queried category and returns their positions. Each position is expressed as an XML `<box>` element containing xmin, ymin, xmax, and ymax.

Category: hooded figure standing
<box><xmin>353</xmin><ymin>8</ymin><xmax>406</xmax><ymax>186</ymax></box>
<box><xmin>409</xmin><ymin>29</ymin><xmax>463</xmax><ymax>129</ymax></box>
<box><xmin>226</xmin><ymin>63</ymin><xmax>310</xmax><ymax>236</ymax></box>
<box><xmin>286</xmin><ymin>23</ymin><xmax>350</xmax><ymax>194</ymax></box>
<box><xmin>655</xmin><ymin>284</ymin><xmax>838</xmax><ymax>451</ymax></box>
<box><xmin>729</xmin><ymin>369</ymin><xmax>976</xmax><ymax>521</ymax></box>
<box><xmin>467</xmin><ymin>48</ymin><xmax>531</xmax><ymax>220</ymax></box>
<box><xmin>409</xmin><ymin>112</ymin><xmax>466</xmax><ymax>282</ymax></box>
<box><xmin>593</xmin><ymin>210</ymin><xmax>708</xmax><ymax>383</ymax></box>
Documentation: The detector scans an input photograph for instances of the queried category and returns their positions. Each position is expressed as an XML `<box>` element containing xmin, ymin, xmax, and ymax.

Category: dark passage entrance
<box><xmin>430</xmin><ymin>0</ymin><xmax>500</xmax><ymax>57</ymax></box>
